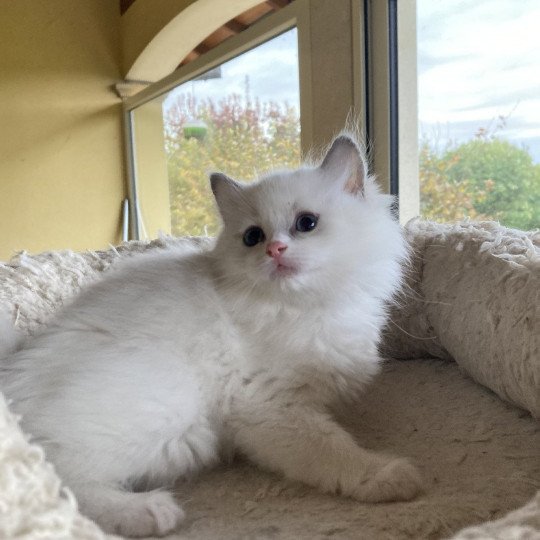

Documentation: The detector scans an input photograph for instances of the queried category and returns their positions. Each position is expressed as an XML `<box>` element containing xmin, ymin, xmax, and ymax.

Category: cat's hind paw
<box><xmin>352</xmin><ymin>458</ymin><xmax>424</xmax><ymax>503</ymax></box>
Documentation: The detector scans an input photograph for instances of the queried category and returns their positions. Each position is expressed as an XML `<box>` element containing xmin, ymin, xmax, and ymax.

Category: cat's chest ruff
<box><xmin>237</xmin><ymin>301</ymin><xmax>364</xmax><ymax>359</ymax></box>
<box><xmin>235</xmin><ymin>301</ymin><xmax>322</xmax><ymax>337</ymax></box>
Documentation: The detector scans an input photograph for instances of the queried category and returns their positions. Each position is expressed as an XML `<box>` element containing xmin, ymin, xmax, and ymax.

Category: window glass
<box><xmin>131</xmin><ymin>28</ymin><xmax>300</xmax><ymax>239</ymax></box>
<box><xmin>417</xmin><ymin>0</ymin><xmax>540</xmax><ymax>229</ymax></box>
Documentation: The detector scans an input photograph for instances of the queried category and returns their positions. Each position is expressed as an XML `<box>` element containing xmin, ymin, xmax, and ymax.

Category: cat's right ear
<box><xmin>320</xmin><ymin>135</ymin><xmax>367</xmax><ymax>196</ymax></box>
<box><xmin>210</xmin><ymin>173</ymin><xmax>242</xmax><ymax>216</ymax></box>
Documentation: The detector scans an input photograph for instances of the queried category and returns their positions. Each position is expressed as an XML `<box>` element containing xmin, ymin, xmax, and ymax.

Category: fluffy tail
<box><xmin>0</xmin><ymin>310</ymin><xmax>22</xmax><ymax>358</ymax></box>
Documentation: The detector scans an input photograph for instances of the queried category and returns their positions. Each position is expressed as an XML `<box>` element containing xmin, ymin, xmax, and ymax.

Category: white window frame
<box><xmin>365</xmin><ymin>0</ymin><xmax>418</xmax><ymax>222</ymax></box>
<box><xmin>121</xmin><ymin>0</ymin><xmax>416</xmax><ymax>240</ymax></box>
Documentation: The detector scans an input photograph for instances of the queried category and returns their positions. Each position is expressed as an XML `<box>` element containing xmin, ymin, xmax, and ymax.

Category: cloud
<box><xmin>160</xmin><ymin>4</ymin><xmax>539</xmax><ymax>162</ymax></box>
<box><xmin>418</xmin><ymin>0</ymin><xmax>540</xmax><ymax>161</ymax></box>
<box><xmin>164</xmin><ymin>28</ymin><xmax>299</xmax><ymax>111</ymax></box>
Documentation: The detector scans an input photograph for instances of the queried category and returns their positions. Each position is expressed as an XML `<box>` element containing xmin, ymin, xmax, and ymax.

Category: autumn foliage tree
<box><xmin>164</xmin><ymin>93</ymin><xmax>300</xmax><ymax>236</ymax></box>
<box><xmin>164</xmin><ymin>92</ymin><xmax>539</xmax><ymax>235</ymax></box>
<box><xmin>419</xmin><ymin>140</ymin><xmax>491</xmax><ymax>222</ymax></box>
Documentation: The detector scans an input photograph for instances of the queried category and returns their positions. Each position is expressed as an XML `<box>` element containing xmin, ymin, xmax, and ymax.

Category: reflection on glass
<box><xmin>417</xmin><ymin>1</ymin><xmax>540</xmax><ymax>230</ymax></box>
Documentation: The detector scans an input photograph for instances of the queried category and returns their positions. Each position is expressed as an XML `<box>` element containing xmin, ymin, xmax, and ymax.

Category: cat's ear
<box><xmin>210</xmin><ymin>172</ymin><xmax>242</xmax><ymax>215</ymax></box>
<box><xmin>320</xmin><ymin>135</ymin><xmax>366</xmax><ymax>195</ymax></box>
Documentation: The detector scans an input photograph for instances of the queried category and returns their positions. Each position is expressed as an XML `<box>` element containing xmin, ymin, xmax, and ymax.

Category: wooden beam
<box><xmin>265</xmin><ymin>0</ymin><xmax>289</xmax><ymax>10</ymax></box>
<box><xmin>205</xmin><ymin>27</ymin><xmax>235</xmax><ymax>47</ymax></box>
<box><xmin>194</xmin><ymin>42</ymin><xmax>212</xmax><ymax>56</ymax></box>
<box><xmin>176</xmin><ymin>1</ymin><xmax>280</xmax><ymax>70</ymax></box>
<box><xmin>225</xmin><ymin>19</ymin><xmax>248</xmax><ymax>34</ymax></box>
<box><xmin>236</xmin><ymin>3</ymin><xmax>273</xmax><ymax>25</ymax></box>
<box><xmin>180</xmin><ymin>50</ymin><xmax>201</xmax><ymax>66</ymax></box>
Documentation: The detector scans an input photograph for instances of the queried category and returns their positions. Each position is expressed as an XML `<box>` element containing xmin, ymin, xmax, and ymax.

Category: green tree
<box><xmin>442</xmin><ymin>137</ymin><xmax>540</xmax><ymax>230</ymax></box>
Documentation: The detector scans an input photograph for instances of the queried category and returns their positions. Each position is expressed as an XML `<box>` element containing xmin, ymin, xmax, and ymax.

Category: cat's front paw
<box><xmin>102</xmin><ymin>490</ymin><xmax>185</xmax><ymax>537</ymax></box>
<box><xmin>351</xmin><ymin>458</ymin><xmax>423</xmax><ymax>503</ymax></box>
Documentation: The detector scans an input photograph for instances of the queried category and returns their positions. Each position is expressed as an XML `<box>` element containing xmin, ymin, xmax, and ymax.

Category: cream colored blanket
<box><xmin>0</xmin><ymin>220</ymin><xmax>538</xmax><ymax>539</ymax></box>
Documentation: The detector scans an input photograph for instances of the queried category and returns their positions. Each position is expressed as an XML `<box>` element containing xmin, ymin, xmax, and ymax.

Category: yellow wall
<box><xmin>122</xmin><ymin>0</ymin><xmax>196</xmax><ymax>79</ymax></box>
<box><xmin>0</xmin><ymin>0</ymin><xmax>124</xmax><ymax>261</ymax></box>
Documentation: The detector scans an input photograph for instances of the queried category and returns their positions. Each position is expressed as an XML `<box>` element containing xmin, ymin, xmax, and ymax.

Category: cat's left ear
<box><xmin>210</xmin><ymin>172</ymin><xmax>242</xmax><ymax>216</ymax></box>
<box><xmin>320</xmin><ymin>135</ymin><xmax>367</xmax><ymax>196</ymax></box>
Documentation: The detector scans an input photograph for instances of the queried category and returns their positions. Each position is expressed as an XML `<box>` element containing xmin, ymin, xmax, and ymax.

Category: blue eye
<box><xmin>295</xmin><ymin>213</ymin><xmax>318</xmax><ymax>233</ymax></box>
<box><xmin>243</xmin><ymin>226</ymin><xmax>266</xmax><ymax>247</ymax></box>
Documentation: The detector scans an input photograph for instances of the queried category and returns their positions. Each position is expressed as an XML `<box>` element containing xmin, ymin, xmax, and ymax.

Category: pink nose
<box><xmin>266</xmin><ymin>240</ymin><xmax>287</xmax><ymax>259</ymax></box>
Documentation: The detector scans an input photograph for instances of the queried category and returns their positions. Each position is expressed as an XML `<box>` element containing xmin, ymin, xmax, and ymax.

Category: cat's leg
<box><xmin>56</xmin><ymin>416</ymin><xmax>218</xmax><ymax>536</ymax></box>
<box><xmin>70</xmin><ymin>482</ymin><xmax>185</xmax><ymax>537</ymax></box>
<box><xmin>230</xmin><ymin>402</ymin><xmax>423</xmax><ymax>502</ymax></box>
<box><xmin>25</xmin><ymin>350</ymin><xmax>220</xmax><ymax>536</ymax></box>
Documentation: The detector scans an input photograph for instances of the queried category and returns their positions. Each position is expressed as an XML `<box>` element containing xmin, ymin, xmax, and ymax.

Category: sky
<box><xmin>417</xmin><ymin>0</ymin><xmax>540</xmax><ymax>162</ymax></box>
<box><xmin>163</xmin><ymin>28</ymin><xmax>300</xmax><ymax>112</ymax></box>
<box><xmin>162</xmin><ymin>1</ymin><xmax>540</xmax><ymax>163</ymax></box>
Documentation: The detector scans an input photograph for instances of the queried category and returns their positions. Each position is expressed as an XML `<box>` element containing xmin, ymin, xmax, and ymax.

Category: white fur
<box><xmin>0</xmin><ymin>310</ymin><xmax>22</xmax><ymax>358</ymax></box>
<box><xmin>0</xmin><ymin>136</ymin><xmax>421</xmax><ymax>536</ymax></box>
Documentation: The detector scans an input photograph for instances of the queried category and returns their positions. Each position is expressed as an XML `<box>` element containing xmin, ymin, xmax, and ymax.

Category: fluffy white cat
<box><xmin>0</xmin><ymin>135</ymin><xmax>422</xmax><ymax>537</ymax></box>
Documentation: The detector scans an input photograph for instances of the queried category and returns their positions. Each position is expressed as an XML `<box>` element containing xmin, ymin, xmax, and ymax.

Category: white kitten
<box><xmin>0</xmin><ymin>135</ymin><xmax>422</xmax><ymax>537</ymax></box>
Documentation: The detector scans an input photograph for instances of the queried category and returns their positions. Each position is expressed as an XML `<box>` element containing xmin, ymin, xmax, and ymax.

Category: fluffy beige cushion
<box><xmin>0</xmin><ymin>221</ymin><xmax>538</xmax><ymax>539</ymax></box>
<box><xmin>0</xmin><ymin>237</ymin><xmax>207</xmax><ymax>335</ymax></box>
<box><xmin>451</xmin><ymin>492</ymin><xmax>540</xmax><ymax>540</ymax></box>
<box><xmin>0</xmin><ymin>392</ymin><xmax>114</xmax><ymax>539</ymax></box>
<box><xmin>383</xmin><ymin>219</ymin><xmax>540</xmax><ymax>418</ymax></box>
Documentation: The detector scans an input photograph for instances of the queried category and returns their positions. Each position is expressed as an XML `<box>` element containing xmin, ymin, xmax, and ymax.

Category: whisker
<box><xmin>387</xmin><ymin>318</ymin><xmax>438</xmax><ymax>341</ymax></box>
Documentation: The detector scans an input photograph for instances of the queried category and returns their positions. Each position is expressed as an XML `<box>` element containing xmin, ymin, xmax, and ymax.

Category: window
<box><xmin>416</xmin><ymin>0</ymin><xmax>540</xmax><ymax>230</ymax></box>
<box><xmin>123</xmin><ymin>1</ymin><xmax>369</xmax><ymax>241</ymax></box>
<box><xmin>130</xmin><ymin>28</ymin><xmax>300</xmax><ymax>239</ymax></box>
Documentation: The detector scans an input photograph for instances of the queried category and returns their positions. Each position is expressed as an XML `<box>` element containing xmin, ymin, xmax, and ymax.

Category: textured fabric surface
<box><xmin>451</xmin><ymin>492</ymin><xmax>540</xmax><ymax>540</ymax></box>
<box><xmin>0</xmin><ymin>222</ymin><xmax>538</xmax><ymax>539</ymax></box>
<box><xmin>161</xmin><ymin>359</ymin><xmax>539</xmax><ymax>540</ymax></box>
<box><xmin>0</xmin><ymin>392</ymin><xmax>115</xmax><ymax>539</ymax></box>
<box><xmin>0</xmin><ymin>236</ymin><xmax>209</xmax><ymax>335</ymax></box>
<box><xmin>383</xmin><ymin>219</ymin><xmax>540</xmax><ymax>418</ymax></box>
<box><xmin>0</xmin><ymin>356</ymin><xmax>538</xmax><ymax>540</ymax></box>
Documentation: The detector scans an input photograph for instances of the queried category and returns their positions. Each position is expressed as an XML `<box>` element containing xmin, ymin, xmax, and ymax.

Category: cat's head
<box><xmin>210</xmin><ymin>135</ymin><xmax>406</xmax><ymax>303</ymax></box>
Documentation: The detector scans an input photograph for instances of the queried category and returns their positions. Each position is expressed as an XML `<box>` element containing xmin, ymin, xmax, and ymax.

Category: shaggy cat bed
<box><xmin>384</xmin><ymin>219</ymin><xmax>539</xmax><ymax>418</ymax></box>
<box><xmin>0</xmin><ymin>220</ymin><xmax>538</xmax><ymax>539</ymax></box>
